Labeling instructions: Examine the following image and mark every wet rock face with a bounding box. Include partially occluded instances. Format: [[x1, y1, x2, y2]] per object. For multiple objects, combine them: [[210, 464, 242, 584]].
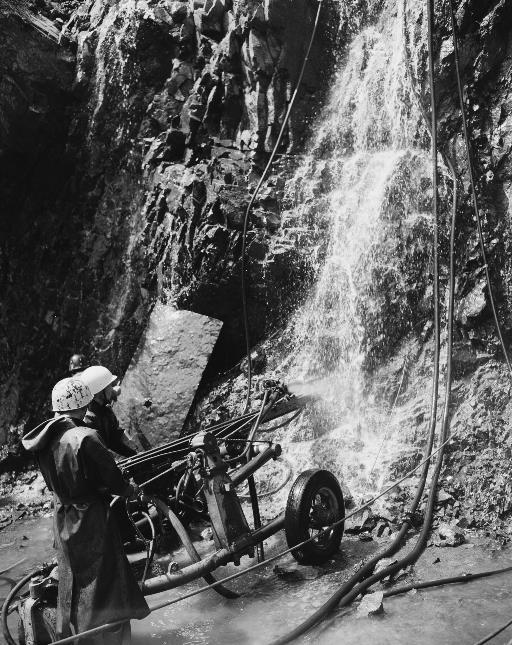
[[3, 0, 512, 480], [66, 0, 339, 371], [411, 0, 512, 351], [114, 305, 222, 448], [0, 0, 339, 457]]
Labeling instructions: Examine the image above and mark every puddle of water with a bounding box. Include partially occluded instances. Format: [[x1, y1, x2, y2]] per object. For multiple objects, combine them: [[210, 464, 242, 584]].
[[132, 538, 512, 645], [2, 518, 512, 645]]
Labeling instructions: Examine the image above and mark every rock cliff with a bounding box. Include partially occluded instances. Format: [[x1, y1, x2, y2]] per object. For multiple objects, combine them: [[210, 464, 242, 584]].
[[2, 0, 512, 547], [0, 0, 338, 461]]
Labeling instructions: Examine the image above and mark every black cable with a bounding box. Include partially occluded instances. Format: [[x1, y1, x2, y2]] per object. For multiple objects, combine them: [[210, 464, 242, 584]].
[[262, 409, 303, 432], [139, 511, 156, 586], [125, 499, 153, 587], [383, 564, 512, 599], [474, 619, 512, 645], [448, 0, 512, 375], [119, 411, 260, 468], [240, 0, 324, 413]]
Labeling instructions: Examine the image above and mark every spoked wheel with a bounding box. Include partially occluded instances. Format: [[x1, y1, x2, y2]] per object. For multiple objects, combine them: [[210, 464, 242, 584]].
[[285, 469, 344, 565]]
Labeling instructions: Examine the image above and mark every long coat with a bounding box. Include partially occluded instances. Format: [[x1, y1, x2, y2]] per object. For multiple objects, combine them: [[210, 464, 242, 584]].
[[22, 415, 149, 638], [83, 400, 137, 457]]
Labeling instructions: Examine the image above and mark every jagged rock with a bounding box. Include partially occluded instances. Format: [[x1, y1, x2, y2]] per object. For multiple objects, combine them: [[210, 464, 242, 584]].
[[433, 522, 465, 548], [437, 489, 453, 504], [374, 558, 398, 575], [452, 341, 493, 377], [456, 281, 487, 326], [114, 305, 223, 447], [199, 0, 226, 39], [357, 591, 384, 617]]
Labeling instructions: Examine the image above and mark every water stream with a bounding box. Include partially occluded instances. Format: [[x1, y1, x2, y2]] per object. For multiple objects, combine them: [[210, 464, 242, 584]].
[[269, 0, 432, 503]]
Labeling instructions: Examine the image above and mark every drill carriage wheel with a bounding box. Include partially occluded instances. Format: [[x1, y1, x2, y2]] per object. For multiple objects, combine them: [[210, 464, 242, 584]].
[[285, 469, 345, 565]]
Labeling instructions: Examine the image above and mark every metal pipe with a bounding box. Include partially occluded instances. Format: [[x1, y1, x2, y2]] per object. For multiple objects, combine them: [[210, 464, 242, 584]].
[[230, 445, 282, 488], [142, 512, 285, 595], [152, 498, 239, 599]]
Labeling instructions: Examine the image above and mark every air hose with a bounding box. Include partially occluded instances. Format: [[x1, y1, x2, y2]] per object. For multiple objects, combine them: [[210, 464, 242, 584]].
[[240, 0, 324, 413], [383, 564, 512, 599]]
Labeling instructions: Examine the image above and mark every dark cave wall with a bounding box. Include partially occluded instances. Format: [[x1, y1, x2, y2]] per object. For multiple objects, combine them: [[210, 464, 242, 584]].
[[0, 0, 340, 457], [0, 11, 76, 451]]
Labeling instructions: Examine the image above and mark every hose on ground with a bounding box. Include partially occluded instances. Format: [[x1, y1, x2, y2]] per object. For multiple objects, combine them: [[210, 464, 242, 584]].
[[474, 619, 512, 645], [0, 559, 27, 577], [383, 564, 512, 599], [240, 0, 324, 413]]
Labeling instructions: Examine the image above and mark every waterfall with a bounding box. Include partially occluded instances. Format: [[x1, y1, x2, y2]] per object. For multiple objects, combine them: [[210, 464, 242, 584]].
[[269, 0, 433, 504]]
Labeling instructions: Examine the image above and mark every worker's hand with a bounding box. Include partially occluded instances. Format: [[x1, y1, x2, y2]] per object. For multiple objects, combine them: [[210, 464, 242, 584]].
[[139, 491, 151, 504], [130, 483, 150, 504]]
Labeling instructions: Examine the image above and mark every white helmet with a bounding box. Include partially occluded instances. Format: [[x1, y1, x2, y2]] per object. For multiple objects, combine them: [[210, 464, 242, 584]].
[[52, 378, 93, 412], [79, 365, 118, 395]]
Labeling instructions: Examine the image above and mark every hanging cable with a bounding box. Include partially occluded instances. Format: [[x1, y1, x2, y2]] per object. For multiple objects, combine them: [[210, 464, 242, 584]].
[[448, 0, 512, 375], [240, 0, 324, 412]]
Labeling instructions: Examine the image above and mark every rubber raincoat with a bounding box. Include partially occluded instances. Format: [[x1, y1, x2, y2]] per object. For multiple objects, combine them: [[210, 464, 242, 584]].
[[83, 400, 137, 457], [22, 415, 149, 641]]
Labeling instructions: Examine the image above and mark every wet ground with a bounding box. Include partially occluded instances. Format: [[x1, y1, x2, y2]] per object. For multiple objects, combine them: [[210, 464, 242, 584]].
[[2, 517, 512, 645]]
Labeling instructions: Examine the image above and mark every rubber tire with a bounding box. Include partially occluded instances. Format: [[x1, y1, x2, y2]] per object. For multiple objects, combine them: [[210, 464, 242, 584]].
[[285, 469, 344, 565]]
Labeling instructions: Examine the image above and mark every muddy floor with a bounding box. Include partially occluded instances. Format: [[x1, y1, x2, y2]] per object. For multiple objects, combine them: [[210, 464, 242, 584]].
[[2, 516, 512, 645]]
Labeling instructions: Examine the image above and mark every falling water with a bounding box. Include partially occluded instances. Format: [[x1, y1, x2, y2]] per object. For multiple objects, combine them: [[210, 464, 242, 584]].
[[269, 0, 433, 503]]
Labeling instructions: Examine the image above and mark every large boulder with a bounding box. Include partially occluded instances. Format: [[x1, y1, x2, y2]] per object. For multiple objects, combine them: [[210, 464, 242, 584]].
[[115, 305, 222, 447]]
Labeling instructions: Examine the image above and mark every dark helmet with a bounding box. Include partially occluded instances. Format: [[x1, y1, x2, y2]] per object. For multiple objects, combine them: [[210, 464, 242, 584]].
[[69, 353, 87, 375]]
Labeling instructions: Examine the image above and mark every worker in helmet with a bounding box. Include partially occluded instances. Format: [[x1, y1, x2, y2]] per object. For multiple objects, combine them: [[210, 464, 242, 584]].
[[68, 353, 88, 377], [79, 365, 137, 458], [22, 378, 149, 644]]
